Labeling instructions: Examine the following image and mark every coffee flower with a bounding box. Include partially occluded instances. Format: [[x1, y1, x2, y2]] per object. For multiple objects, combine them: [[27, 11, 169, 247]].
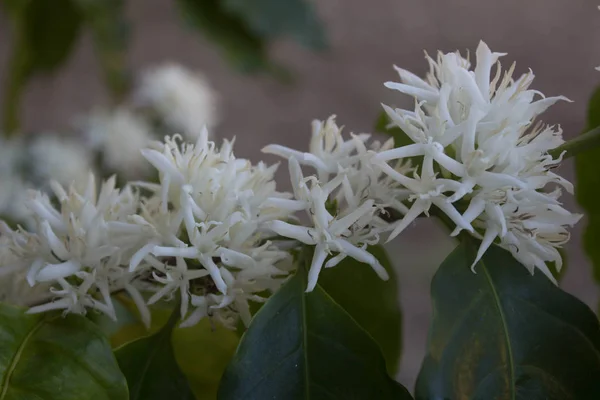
[[135, 63, 218, 140], [374, 41, 580, 281]]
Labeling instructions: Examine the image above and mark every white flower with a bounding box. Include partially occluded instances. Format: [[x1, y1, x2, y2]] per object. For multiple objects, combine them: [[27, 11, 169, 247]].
[[377, 41, 580, 279], [263, 116, 371, 181], [18, 174, 144, 320], [0, 137, 25, 175], [80, 108, 153, 177], [109, 130, 293, 327], [0, 224, 50, 306], [135, 63, 218, 140], [264, 158, 389, 292], [29, 134, 94, 189]]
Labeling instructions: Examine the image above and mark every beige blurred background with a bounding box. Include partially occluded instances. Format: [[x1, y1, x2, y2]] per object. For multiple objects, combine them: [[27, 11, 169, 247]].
[[1, 0, 599, 389]]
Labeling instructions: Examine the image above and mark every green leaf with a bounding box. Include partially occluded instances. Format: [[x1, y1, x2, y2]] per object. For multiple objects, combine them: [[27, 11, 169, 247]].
[[2, 0, 83, 134], [115, 308, 195, 400], [318, 245, 402, 374], [73, 0, 131, 101], [575, 86, 600, 284], [218, 268, 412, 399], [222, 0, 327, 50], [175, 0, 277, 73], [173, 320, 239, 400], [415, 240, 600, 399], [375, 111, 414, 148], [0, 303, 128, 399], [23, 0, 83, 71], [112, 296, 240, 400]]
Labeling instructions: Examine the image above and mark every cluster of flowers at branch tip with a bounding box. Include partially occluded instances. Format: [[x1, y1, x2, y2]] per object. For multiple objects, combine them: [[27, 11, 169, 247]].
[[374, 40, 580, 282], [0, 41, 580, 328]]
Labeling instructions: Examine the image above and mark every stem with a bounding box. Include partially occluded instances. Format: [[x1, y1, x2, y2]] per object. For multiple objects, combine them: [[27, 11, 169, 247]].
[[549, 126, 600, 159]]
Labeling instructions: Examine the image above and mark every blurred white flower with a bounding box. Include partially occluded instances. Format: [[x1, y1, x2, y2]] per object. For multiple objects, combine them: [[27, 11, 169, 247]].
[[0, 175, 33, 225], [0, 137, 25, 175], [135, 63, 218, 140], [376, 41, 580, 280], [81, 108, 153, 178], [0, 224, 50, 306], [29, 134, 93, 189]]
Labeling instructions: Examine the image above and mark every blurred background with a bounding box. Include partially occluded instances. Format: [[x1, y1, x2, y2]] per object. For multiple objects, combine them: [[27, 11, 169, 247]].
[[1, 0, 599, 389]]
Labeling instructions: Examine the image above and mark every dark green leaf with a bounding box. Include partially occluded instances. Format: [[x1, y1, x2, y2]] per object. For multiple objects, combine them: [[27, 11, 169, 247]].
[[415, 240, 600, 399], [115, 308, 195, 400], [0, 303, 128, 399], [218, 268, 412, 400], [2, 0, 82, 134], [176, 0, 277, 74], [375, 110, 414, 148], [318, 245, 402, 374], [73, 0, 131, 101], [575, 86, 600, 283], [223, 0, 327, 50], [23, 0, 83, 71]]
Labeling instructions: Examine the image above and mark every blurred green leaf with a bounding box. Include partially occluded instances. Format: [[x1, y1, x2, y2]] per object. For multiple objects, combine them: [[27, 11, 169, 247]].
[[115, 308, 195, 400], [415, 240, 600, 399], [223, 0, 327, 50], [175, 0, 277, 74], [318, 245, 402, 374], [23, 0, 83, 71], [0, 302, 128, 399], [575, 86, 600, 286], [218, 267, 412, 399], [73, 0, 131, 101], [112, 296, 240, 399], [2, 0, 83, 134]]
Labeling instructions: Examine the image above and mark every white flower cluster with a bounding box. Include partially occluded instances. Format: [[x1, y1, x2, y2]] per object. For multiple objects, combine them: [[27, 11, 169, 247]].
[[0, 42, 581, 328], [0, 131, 295, 328], [263, 117, 409, 291], [373, 41, 581, 281]]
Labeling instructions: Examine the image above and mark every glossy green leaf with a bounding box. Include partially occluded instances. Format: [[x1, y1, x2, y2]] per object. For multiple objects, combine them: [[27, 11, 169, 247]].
[[575, 86, 600, 284], [73, 0, 131, 101], [223, 0, 327, 50], [218, 268, 412, 400], [176, 0, 276, 73], [318, 245, 402, 374], [415, 240, 600, 399], [115, 308, 195, 400], [0, 303, 128, 399]]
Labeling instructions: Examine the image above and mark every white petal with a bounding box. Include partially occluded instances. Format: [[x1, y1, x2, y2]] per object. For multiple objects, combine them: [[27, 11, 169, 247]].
[[265, 221, 317, 245], [384, 82, 439, 104], [334, 240, 389, 281], [471, 226, 499, 272], [36, 260, 82, 282], [130, 243, 157, 272], [306, 244, 328, 292], [386, 199, 428, 242]]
